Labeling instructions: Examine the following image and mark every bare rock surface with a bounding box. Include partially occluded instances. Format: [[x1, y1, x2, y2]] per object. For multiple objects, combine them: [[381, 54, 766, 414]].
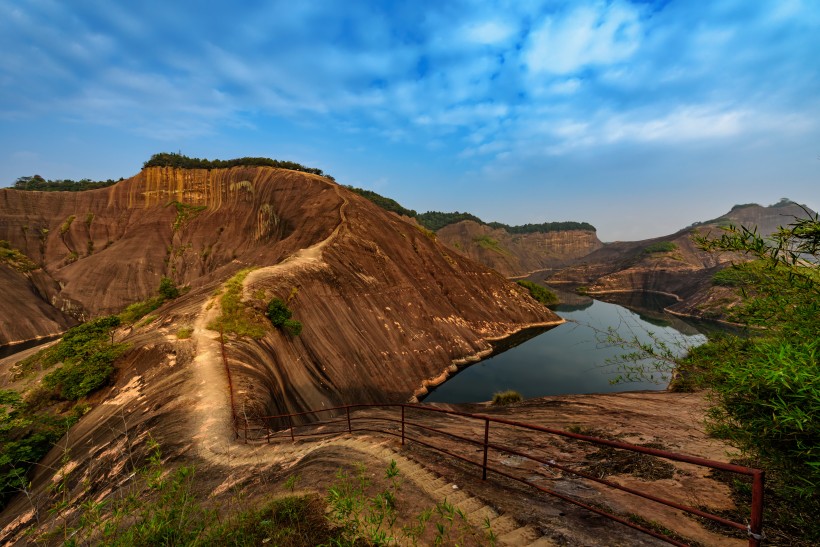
[[437, 220, 603, 277], [543, 200, 816, 321]]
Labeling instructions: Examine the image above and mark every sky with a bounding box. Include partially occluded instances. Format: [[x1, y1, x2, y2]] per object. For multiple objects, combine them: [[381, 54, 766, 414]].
[[1, 0, 818, 241]]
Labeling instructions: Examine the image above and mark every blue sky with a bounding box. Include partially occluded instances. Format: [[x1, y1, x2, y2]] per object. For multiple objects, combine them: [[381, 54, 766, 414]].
[[1, 0, 818, 241]]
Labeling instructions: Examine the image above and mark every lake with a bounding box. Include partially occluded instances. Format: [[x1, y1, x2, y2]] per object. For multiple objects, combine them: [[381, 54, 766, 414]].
[[423, 293, 709, 403]]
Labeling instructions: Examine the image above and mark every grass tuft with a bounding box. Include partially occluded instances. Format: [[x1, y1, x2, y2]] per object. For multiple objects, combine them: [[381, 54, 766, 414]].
[[491, 390, 523, 405]]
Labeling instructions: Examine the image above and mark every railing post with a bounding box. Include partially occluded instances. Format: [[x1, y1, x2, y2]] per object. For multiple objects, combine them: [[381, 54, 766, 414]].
[[346, 406, 352, 434], [749, 470, 765, 547], [482, 418, 490, 480], [287, 414, 295, 442], [401, 406, 405, 445], [266, 425, 270, 444]]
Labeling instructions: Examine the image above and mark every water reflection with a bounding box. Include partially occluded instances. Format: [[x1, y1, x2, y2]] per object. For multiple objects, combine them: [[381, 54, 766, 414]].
[[423, 297, 708, 404]]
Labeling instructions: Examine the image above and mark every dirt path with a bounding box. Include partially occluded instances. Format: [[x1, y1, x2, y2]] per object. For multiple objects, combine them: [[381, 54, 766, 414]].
[[242, 181, 349, 299], [175, 181, 739, 545], [187, 295, 238, 460], [186, 180, 349, 466]]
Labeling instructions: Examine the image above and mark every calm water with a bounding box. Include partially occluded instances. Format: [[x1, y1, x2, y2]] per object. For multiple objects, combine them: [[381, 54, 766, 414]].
[[423, 295, 709, 403]]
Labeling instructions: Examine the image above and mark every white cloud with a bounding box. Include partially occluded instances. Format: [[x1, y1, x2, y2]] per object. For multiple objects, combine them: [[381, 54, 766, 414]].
[[463, 20, 516, 45], [524, 2, 643, 75]]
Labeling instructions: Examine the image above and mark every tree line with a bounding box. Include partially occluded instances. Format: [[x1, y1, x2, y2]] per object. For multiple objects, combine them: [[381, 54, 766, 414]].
[[143, 152, 334, 180], [12, 175, 123, 192], [346, 186, 596, 233]]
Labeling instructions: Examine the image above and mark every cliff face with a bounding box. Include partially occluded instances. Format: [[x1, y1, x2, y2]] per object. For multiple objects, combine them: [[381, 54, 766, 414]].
[[0, 166, 560, 415], [436, 220, 602, 277], [0, 166, 336, 341], [545, 201, 815, 320]]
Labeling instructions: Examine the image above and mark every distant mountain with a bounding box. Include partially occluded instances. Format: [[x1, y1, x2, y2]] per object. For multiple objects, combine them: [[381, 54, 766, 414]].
[[347, 186, 602, 276], [543, 199, 816, 320]]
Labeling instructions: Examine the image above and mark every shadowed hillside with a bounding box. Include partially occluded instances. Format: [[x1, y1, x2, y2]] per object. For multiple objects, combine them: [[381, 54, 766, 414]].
[[543, 199, 816, 320]]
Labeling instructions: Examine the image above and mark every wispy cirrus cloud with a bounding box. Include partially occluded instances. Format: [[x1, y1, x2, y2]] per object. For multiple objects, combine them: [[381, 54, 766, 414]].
[[1, 0, 818, 238]]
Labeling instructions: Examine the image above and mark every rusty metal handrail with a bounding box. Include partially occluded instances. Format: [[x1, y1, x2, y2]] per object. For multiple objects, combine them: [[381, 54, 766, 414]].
[[244, 403, 764, 546]]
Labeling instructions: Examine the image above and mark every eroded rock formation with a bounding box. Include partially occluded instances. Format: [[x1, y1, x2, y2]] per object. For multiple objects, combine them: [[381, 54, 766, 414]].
[[0, 166, 561, 417], [543, 200, 815, 320], [436, 220, 602, 277]]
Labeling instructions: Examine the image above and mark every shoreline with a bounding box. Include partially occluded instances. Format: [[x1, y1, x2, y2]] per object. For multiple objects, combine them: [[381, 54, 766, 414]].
[[408, 318, 565, 403]]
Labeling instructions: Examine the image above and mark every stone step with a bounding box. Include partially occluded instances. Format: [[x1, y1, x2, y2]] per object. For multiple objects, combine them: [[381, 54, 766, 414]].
[[498, 525, 541, 546], [488, 515, 518, 536]]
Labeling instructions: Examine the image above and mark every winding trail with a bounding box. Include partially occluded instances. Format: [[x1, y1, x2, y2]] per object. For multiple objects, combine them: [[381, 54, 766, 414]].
[[242, 181, 349, 299], [187, 179, 349, 464]]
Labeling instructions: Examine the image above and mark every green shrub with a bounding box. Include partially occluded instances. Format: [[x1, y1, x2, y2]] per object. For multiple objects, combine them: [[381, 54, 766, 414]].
[[705, 338, 820, 496], [685, 213, 820, 542], [59, 215, 75, 235], [492, 390, 523, 405], [43, 347, 125, 400], [266, 298, 302, 336], [516, 280, 559, 306], [0, 390, 81, 509], [176, 327, 193, 339], [158, 276, 180, 299], [208, 269, 267, 338], [119, 296, 164, 324], [0, 240, 37, 272], [266, 298, 292, 326], [643, 241, 677, 253], [39, 316, 127, 400], [283, 319, 303, 336]]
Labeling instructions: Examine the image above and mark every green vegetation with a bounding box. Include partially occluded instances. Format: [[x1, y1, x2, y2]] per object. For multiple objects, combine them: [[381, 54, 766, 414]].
[[59, 215, 76, 235], [144, 152, 334, 180], [167, 201, 207, 231], [158, 275, 181, 300], [1, 316, 126, 509], [119, 276, 182, 324], [2, 276, 186, 511], [516, 280, 559, 306], [491, 390, 523, 405], [12, 175, 122, 192], [617, 211, 820, 543], [0, 240, 37, 272], [42, 317, 127, 400], [266, 298, 303, 336], [643, 241, 677, 253], [728, 202, 760, 212], [327, 460, 495, 545], [34, 446, 495, 546], [0, 390, 86, 510], [473, 235, 508, 254], [53, 439, 340, 546], [416, 211, 484, 231], [120, 297, 165, 324], [208, 269, 268, 338], [176, 327, 193, 339], [486, 220, 597, 234], [347, 187, 596, 233], [345, 186, 418, 217]]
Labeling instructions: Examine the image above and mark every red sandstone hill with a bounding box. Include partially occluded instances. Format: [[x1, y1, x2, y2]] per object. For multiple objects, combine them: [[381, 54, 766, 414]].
[[0, 166, 560, 413], [435, 220, 602, 277], [542, 200, 815, 320]]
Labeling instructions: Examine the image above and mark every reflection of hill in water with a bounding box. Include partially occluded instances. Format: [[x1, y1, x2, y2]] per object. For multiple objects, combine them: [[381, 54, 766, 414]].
[[553, 301, 594, 313], [595, 292, 700, 335], [489, 325, 556, 355], [544, 284, 594, 310], [594, 291, 741, 337]]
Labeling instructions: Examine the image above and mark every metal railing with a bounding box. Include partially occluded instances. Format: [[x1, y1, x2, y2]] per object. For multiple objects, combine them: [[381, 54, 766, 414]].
[[240, 403, 764, 547]]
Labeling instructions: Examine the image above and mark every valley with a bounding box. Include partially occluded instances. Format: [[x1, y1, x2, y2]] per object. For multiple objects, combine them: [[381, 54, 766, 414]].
[[0, 159, 814, 545]]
